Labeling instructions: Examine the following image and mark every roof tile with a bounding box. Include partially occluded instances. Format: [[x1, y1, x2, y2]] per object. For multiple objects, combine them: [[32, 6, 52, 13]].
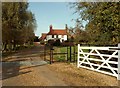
[[47, 29, 67, 35]]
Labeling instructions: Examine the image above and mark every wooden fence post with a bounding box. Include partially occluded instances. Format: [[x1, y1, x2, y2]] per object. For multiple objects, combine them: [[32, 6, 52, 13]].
[[70, 46, 71, 62], [118, 43, 120, 80], [44, 45, 46, 61], [51, 48, 53, 63], [77, 44, 80, 68], [50, 48, 52, 64], [74, 45, 75, 62], [67, 46, 68, 61]]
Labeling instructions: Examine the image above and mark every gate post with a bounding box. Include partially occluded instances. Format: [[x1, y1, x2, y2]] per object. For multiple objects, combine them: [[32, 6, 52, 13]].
[[67, 46, 68, 61], [70, 46, 72, 62], [118, 43, 120, 80], [50, 48, 52, 64], [74, 45, 75, 62], [44, 44, 46, 61], [77, 44, 80, 68]]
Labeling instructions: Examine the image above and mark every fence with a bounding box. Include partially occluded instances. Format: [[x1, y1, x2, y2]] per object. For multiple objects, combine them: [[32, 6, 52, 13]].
[[77, 44, 120, 80], [43, 42, 77, 64]]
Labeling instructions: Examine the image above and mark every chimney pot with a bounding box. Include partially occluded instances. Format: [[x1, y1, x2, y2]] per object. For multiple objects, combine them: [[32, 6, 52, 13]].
[[50, 25, 52, 31]]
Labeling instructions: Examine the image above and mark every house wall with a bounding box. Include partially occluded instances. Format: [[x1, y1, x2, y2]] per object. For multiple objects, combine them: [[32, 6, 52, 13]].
[[54, 35, 56, 38], [46, 35, 67, 42], [59, 35, 67, 42], [58, 35, 61, 38], [64, 35, 67, 40], [44, 39, 47, 41], [46, 35, 52, 41]]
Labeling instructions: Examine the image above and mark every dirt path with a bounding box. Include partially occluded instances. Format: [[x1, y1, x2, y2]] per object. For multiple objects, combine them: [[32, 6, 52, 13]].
[[2, 45, 68, 86], [2, 62, 68, 86]]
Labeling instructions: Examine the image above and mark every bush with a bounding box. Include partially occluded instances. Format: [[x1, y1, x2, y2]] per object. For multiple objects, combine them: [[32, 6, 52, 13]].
[[48, 39, 61, 46], [55, 56, 65, 62], [40, 41, 45, 45], [53, 39, 60, 46]]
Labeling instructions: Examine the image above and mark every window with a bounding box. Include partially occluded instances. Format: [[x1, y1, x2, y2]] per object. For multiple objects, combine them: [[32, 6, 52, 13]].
[[56, 35, 58, 38], [52, 35, 54, 38]]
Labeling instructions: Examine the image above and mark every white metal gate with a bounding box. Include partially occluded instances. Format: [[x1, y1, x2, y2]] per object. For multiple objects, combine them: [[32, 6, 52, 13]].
[[77, 44, 120, 80]]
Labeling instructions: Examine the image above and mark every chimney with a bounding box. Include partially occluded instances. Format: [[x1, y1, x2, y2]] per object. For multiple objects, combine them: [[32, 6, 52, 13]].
[[50, 25, 53, 32], [65, 24, 68, 29], [65, 24, 68, 32]]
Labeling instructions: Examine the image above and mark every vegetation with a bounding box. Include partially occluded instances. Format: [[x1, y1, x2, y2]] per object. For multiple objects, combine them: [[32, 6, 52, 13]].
[[2, 2, 36, 51], [71, 2, 120, 46], [34, 36, 40, 42], [53, 46, 77, 62]]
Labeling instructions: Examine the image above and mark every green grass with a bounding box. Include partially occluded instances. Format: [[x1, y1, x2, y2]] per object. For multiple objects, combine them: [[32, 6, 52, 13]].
[[53, 46, 78, 62], [60, 47, 67, 52], [54, 55, 66, 62], [52, 46, 98, 62], [82, 49, 90, 53]]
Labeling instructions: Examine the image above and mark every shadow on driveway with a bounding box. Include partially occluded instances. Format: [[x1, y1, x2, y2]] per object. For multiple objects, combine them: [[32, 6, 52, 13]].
[[2, 45, 47, 80], [2, 61, 31, 80]]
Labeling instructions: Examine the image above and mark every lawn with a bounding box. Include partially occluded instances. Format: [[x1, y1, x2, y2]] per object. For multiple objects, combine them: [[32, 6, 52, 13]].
[[52, 46, 78, 62]]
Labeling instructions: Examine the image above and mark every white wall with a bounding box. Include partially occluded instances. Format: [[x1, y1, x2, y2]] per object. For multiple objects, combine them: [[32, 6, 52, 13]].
[[46, 34, 67, 42], [58, 35, 62, 38], [46, 35, 52, 41], [59, 35, 67, 42], [63, 35, 67, 41], [54, 35, 56, 38]]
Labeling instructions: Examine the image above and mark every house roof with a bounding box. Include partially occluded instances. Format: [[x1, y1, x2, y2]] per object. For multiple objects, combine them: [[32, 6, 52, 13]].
[[39, 33, 47, 40], [47, 29, 67, 35]]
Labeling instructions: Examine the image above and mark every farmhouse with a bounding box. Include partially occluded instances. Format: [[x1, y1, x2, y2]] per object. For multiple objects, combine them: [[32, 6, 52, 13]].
[[40, 25, 68, 42], [46, 25, 68, 42]]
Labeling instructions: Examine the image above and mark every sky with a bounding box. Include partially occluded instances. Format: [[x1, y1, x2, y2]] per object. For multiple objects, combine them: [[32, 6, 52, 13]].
[[28, 2, 79, 37]]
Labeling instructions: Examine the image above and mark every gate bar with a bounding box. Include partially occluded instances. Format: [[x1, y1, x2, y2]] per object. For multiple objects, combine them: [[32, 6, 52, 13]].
[[118, 43, 120, 80], [109, 48, 120, 50]]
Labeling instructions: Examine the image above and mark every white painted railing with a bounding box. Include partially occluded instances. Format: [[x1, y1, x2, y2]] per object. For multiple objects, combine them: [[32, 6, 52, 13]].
[[77, 44, 120, 80]]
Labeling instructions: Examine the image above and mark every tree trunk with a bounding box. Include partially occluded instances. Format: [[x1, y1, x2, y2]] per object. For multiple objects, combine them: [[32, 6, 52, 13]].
[[3, 43, 7, 52], [13, 42, 16, 51]]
